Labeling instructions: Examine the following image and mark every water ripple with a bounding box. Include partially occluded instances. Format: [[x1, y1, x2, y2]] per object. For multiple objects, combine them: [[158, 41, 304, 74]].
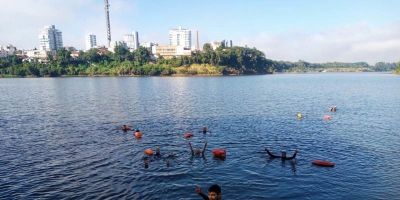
[[1, 74, 399, 199]]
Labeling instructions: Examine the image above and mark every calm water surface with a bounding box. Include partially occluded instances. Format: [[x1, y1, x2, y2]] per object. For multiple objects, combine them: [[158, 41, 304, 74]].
[[0, 73, 399, 199]]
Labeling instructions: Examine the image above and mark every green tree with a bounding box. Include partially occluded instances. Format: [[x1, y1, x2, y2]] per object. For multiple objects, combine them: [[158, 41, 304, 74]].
[[113, 45, 130, 62], [84, 48, 102, 63], [134, 47, 151, 66]]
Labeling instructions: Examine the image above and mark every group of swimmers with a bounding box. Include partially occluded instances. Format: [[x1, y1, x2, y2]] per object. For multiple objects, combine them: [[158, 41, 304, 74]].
[[120, 106, 337, 199], [120, 126, 214, 167], [297, 105, 338, 120], [120, 124, 300, 165], [120, 125, 221, 199]]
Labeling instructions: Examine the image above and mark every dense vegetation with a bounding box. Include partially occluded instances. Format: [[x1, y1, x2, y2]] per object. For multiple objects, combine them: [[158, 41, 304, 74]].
[[396, 63, 400, 74], [0, 44, 272, 77], [0, 44, 399, 77], [271, 61, 398, 73]]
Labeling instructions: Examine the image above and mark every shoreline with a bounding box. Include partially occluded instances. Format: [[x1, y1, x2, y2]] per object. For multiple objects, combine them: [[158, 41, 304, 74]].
[[1, 71, 395, 78]]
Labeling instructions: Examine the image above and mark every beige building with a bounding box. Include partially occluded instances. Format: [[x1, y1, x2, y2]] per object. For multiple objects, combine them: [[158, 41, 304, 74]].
[[24, 49, 49, 62], [152, 45, 191, 59], [25, 49, 48, 58]]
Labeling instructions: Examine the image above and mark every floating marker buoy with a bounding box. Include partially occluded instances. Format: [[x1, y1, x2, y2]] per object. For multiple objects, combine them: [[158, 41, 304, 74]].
[[312, 160, 335, 167], [297, 112, 303, 119], [323, 115, 332, 120], [183, 132, 193, 139], [144, 148, 153, 156], [212, 149, 226, 159]]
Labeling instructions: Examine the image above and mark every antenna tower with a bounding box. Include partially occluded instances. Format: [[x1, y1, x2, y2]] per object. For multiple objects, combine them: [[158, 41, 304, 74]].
[[104, 0, 112, 47], [196, 30, 200, 51]]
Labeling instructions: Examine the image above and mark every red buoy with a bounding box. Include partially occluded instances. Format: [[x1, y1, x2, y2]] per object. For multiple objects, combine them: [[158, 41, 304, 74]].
[[212, 149, 226, 159], [144, 148, 153, 156], [183, 132, 193, 139], [312, 160, 335, 167]]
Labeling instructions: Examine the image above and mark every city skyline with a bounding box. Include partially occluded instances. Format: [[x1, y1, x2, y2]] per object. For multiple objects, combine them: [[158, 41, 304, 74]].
[[1, 0, 400, 64]]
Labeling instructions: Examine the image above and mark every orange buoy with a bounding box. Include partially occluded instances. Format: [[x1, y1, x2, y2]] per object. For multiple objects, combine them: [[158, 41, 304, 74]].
[[183, 132, 193, 139], [135, 131, 142, 138], [212, 149, 226, 159], [312, 160, 335, 167], [144, 148, 153, 156]]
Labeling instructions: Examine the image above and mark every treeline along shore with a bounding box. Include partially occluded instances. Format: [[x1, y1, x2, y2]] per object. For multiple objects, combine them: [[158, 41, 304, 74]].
[[1, 44, 399, 77]]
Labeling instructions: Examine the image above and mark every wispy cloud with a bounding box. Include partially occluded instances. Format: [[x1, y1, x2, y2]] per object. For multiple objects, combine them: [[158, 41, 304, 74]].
[[1, 1, 399, 64], [240, 22, 400, 64]]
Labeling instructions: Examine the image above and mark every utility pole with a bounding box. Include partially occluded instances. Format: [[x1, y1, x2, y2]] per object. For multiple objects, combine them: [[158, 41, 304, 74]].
[[104, 0, 112, 48]]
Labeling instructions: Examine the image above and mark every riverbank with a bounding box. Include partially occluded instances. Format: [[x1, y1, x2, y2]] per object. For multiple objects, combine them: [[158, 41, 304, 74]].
[[2, 70, 397, 78], [0, 63, 275, 78]]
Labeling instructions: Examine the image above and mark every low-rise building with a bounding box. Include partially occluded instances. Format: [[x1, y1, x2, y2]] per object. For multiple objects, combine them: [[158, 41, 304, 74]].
[[0, 44, 17, 57], [70, 51, 80, 58], [140, 42, 157, 49], [24, 49, 48, 62], [210, 41, 222, 50], [151, 45, 191, 59], [108, 41, 128, 53]]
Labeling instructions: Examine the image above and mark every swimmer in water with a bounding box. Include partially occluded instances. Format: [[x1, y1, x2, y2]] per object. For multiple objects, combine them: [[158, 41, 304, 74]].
[[189, 142, 207, 157], [265, 148, 298, 161], [200, 127, 211, 134], [195, 184, 222, 200], [121, 125, 131, 132]]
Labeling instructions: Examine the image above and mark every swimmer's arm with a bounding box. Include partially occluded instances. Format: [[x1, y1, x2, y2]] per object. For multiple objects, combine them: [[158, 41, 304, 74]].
[[198, 192, 209, 200], [189, 142, 194, 156], [287, 150, 298, 160], [202, 142, 207, 157], [265, 148, 279, 158], [195, 186, 209, 200]]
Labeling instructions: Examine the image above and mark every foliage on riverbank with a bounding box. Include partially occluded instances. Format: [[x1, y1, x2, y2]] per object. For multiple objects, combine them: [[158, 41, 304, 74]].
[[272, 60, 398, 73], [0, 44, 398, 77], [396, 63, 400, 74], [0, 45, 272, 77]]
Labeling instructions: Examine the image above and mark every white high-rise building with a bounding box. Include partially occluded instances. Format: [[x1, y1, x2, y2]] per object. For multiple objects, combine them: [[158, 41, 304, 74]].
[[169, 26, 191, 49], [85, 34, 97, 50], [38, 25, 63, 51], [123, 31, 139, 51]]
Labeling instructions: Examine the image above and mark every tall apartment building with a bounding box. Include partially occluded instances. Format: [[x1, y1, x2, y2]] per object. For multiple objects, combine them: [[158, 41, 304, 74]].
[[86, 34, 97, 51], [169, 26, 191, 49], [38, 25, 63, 51], [123, 31, 139, 51]]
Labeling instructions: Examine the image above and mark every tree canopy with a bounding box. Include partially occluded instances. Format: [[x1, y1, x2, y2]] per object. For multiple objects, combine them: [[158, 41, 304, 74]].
[[1, 44, 398, 77]]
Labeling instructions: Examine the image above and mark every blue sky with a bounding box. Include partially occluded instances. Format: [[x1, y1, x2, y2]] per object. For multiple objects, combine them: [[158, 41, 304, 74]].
[[1, 0, 399, 64]]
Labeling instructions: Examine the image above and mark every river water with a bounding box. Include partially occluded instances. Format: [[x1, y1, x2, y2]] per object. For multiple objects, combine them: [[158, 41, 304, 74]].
[[0, 73, 399, 199]]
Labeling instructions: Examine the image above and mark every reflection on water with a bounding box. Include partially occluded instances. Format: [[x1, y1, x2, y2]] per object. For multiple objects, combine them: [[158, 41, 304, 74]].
[[0, 74, 400, 199]]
